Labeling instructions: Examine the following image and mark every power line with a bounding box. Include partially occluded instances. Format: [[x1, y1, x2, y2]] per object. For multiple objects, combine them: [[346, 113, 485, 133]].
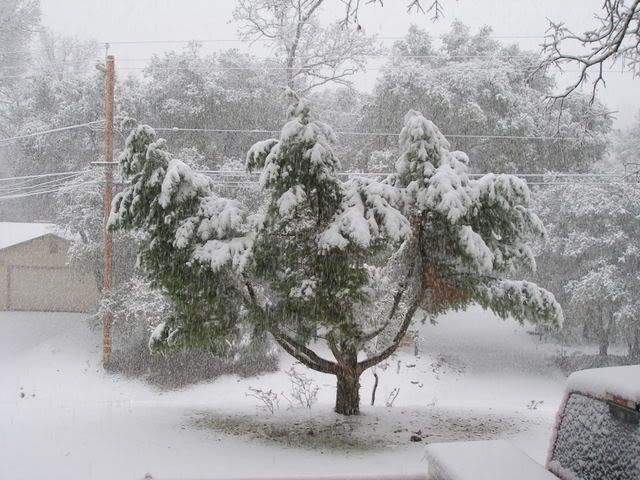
[[0, 62, 629, 81], [0, 175, 44, 191], [3, 168, 625, 180], [114, 64, 626, 74], [0, 53, 542, 73], [208, 180, 635, 187], [0, 170, 90, 183], [0, 34, 545, 58], [0, 116, 593, 149], [0, 172, 84, 194], [102, 35, 546, 46], [0, 63, 538, 78], [108, 53, 542, 63], [0, 170, 629, 199], [153, 126, 581, 141], [0, 121, 104, 146], [0, 180, 98, 200], [197, 170, 626, 178]]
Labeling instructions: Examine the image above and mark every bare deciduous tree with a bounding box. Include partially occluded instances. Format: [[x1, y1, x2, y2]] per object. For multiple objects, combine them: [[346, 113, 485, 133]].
[[36, 30, 98, 81], [233, 0, 379, 93], [341, 0, 443, 24], [538, 0, 640, 104]]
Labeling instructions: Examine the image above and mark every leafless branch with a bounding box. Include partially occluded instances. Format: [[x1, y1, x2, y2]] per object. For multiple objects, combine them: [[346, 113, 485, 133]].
[[233, 0, 437, 93], [340, 0, 442, 24], [535, 0, 640, 105]]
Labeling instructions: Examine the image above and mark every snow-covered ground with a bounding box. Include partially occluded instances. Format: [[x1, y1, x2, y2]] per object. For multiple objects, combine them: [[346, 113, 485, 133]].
[[0, 307, 567, 480]]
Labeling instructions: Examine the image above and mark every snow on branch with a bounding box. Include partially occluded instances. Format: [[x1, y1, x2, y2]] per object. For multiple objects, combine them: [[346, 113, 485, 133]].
[[537, 0, 640, 104], [159, 159, 210, 208], [255, 98, 340, 192], [457, 225, 494, 273], [342, 0, 444, 25], [318, 176, 410, 251], [397, 110, 473, 222], [393, 109, 559, 325], [111, 122, 256, 276], [477, 279, 563, 327], [233, 0, 378, 92], [193, 235, 255, 273], [246, 138, 278, 172]]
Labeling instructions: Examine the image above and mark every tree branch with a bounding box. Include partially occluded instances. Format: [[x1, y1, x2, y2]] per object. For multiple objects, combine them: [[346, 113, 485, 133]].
[[356, 297, 420, 373], [537, 0, 640, 104], [327, 333, 345, 366], [271, 328, 339, 374]]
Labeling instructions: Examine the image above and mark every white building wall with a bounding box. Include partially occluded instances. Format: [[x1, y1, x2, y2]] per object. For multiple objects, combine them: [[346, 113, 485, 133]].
[[0, 234, 98, 312]]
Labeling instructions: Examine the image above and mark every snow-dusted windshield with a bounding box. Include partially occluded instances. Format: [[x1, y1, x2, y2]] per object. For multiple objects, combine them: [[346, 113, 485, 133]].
[[550, 393, 640, 480]]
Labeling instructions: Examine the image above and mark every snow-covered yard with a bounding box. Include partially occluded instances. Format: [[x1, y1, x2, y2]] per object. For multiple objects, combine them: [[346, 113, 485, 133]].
[[0, 307, 566, 480]]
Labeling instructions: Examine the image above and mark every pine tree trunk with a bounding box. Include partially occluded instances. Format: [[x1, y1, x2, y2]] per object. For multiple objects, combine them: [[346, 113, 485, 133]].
[[335, 370, 360, 415], [334, 342, 361, 415], [598, 311, 610, 357], [599, 337, 609, 357], [599, 336, 609, 356], [629, 327, 640, 362]]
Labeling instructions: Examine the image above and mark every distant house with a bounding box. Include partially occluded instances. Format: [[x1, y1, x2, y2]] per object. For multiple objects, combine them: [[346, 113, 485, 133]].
[[0, 222, 98, 312]]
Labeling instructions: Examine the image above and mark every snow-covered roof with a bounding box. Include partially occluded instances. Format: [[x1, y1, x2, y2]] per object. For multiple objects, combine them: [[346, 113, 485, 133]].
[[0, 222, 69, 251], [425, 440, 559, 480], [566, 365, 640, 403]]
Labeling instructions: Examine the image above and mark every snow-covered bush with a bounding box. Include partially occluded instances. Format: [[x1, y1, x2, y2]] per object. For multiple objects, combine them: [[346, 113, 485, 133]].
[[246, 387, 280, 414], [96, 274, 278, 384], [286, 367, 319, 409], [96, 275, 171, 349]]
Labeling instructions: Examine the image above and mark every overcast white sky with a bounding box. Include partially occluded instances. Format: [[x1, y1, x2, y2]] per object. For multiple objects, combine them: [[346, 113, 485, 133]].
[[40, 0, 639, 128]]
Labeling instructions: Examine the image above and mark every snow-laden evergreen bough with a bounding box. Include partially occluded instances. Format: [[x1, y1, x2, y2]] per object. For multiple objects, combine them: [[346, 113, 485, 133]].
[[109, 98, 562, 415]]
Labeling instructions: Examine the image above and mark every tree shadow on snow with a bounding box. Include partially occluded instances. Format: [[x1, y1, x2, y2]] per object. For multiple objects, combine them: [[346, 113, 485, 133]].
[[189, 406, 536, 452]]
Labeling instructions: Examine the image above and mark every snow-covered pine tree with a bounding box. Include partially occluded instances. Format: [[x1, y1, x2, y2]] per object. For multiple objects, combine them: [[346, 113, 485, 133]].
[[392, 110, 563, 324], [108, 124, 262, 357], [109, 98, 562, 416], [246, 96, 411, 414]]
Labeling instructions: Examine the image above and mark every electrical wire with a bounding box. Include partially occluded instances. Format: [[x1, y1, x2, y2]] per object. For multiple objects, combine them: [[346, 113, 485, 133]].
[[153, 127, 580, 141], [114, 64, 623, 74], [102, 35, 546, 46], [0, 169, 624, 184], [0, 121, 104, 146], [0, 64, 627, 80], [0, 173, 85, 195], [0, 180, 98, 200], [0, 169, 629, 199], [0, 169, 616, 181], [0, 175, 44, 191], [0, 117, 587, 144], [208, 180, 635, 187], [109, 54, 542, 62], [0, 54, 548, 72], [0, 170, 90, 183], [0, 35, 548, 59]]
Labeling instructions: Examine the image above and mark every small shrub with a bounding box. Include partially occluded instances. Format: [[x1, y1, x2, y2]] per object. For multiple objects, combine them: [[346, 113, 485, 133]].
[[286, 367, 319, 408], [246, 387, 280, 414]]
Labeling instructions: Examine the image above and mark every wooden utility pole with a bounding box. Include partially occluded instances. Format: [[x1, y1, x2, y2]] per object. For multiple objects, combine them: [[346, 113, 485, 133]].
[[102, 54, 115, 367]]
